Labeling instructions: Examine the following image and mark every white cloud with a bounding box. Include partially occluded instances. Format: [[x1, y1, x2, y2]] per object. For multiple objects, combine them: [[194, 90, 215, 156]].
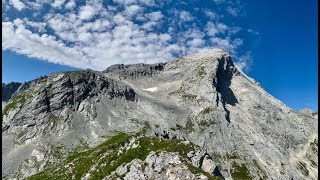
[[179, 11, 194, 22], [142, 21, 157, 30], [113, 0, 154, 6], [187, 38, 204, 47], [210, 37, 242, 55], [212, 0, 226, 4], [9, 0, 25, 11], [113, 14, 128, 25], [226, 6, 240, 16], [247, 28, 259, 35], [124, 5, 142, 18], [235, 51, 252, 72], [113, 0, 137, 6], [51, 0, 66, 8], [228, 26, 241, 35], [78, 32, 94, 42], [159, 33, 171, 42], [47, 16, 71, 32], [65, 0, 75, 9], [216, 23, 228, 33], [23, 19, 47, 33], [138, 0, 155, 6], [205, 22, 228, 36], [204, 10, 217, 19], [79, 5, 97, 21], [2, 21, 94, 69], [2, 1, 250, 71], [146, 11, 163, 21]]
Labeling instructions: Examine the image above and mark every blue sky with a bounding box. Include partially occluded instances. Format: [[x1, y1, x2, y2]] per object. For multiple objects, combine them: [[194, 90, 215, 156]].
[[2, 0, 318, 111]]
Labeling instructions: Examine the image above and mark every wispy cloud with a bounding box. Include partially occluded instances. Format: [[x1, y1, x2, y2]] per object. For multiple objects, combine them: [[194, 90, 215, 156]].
[[9, 0, 25, 11], [247, 28, 259, 35], [235, 51, 252, 72], [2, 0, 253, 71], [226, 6, 240, 16]]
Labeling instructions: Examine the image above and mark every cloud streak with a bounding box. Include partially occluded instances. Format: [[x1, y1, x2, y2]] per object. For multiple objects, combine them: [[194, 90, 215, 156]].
[[2, 0, 253, 71]]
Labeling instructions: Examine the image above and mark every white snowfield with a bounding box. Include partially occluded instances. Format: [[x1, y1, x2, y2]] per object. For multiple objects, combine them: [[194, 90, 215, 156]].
[[142, 87, 158, 92]]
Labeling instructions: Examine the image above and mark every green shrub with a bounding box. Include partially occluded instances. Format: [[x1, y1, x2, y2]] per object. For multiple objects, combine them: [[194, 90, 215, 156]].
[[3, 94, 28, 116], [197, 66, 207, 78], [230, 162, 252, 180]]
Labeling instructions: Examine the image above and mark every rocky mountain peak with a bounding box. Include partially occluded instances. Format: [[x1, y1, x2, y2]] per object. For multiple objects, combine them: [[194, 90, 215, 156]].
[[2, 50, 318, 180]]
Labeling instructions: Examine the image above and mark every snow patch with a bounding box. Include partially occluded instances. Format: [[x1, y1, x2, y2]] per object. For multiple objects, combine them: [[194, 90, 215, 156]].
[[142, 87, 158, 92]]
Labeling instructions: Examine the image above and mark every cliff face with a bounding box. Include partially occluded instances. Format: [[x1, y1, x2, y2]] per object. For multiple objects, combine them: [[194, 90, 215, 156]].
[[2, 82, 22, 101], [2, 49, 318, 180]]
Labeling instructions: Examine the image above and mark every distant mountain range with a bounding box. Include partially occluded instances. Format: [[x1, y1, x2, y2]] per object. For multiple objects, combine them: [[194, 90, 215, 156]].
[[2, 82, 22, 102]]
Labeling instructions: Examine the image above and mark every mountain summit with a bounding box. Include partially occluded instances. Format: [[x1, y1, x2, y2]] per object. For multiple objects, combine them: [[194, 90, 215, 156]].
[[2, 49, 318, 179]]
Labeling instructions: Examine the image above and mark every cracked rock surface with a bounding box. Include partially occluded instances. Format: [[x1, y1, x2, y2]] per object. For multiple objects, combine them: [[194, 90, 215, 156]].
[[2, 49, 318, 180]]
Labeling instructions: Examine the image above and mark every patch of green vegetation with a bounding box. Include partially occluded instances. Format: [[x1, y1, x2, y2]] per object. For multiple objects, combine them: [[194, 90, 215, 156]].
[[29, 133, 131, 180], [199, 120, 217, 127], [129, 118, 140, 124], [310, 138, 318, 153], [197, 66, 207, 78], [169, 85, 197, 101], [29, 131, 209, 180], [2, 124, 10, 131], [297, 161, 309, 176], [170, 124, 184, 131], [186, 117, 194, 132], [198, 120, 217, 132], [36, 77, 47, 84], [3, 93, 29, 116], [170, 118, 194, 132], [225, 152, 239, 160], [200, 107, 213, 114], [279, 162, 285, 175], [253, 160, 267, 179], [128, 119, 150, 136], [230, 162, 252, 180], [154, 124, 160, 128], [309, 159, 317, 167], [50, 145, 66, 160], [211, 152, 222, 162], [181, 94, 197, 101]]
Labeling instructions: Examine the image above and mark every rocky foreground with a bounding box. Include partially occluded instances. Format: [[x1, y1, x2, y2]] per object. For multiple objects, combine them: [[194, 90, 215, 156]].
[[2, 49, 318, 179]]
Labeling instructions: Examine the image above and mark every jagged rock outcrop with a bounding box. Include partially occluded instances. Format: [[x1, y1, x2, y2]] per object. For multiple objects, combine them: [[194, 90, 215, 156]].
[[3, 70, 137, 144], [103, 63, 165, 80], [2, 49, 318, 180], [2, 82, 22, 101], [104, 151, 209, 180]]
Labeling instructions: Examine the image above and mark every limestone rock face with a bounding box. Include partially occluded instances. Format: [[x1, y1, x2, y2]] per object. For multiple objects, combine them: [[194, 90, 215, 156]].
[[2, 49, 318, 180], [104, 152, 209, 180]]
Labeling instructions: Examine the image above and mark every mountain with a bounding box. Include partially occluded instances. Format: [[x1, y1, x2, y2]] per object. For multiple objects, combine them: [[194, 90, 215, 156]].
[[2, 49, 318, 180], [2, 82, 22, 101]]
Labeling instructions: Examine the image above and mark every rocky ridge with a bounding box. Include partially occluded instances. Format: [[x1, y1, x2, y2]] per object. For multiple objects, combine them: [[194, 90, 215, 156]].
[[2, 82, 22, 102], [2, 49, 318, 180]]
